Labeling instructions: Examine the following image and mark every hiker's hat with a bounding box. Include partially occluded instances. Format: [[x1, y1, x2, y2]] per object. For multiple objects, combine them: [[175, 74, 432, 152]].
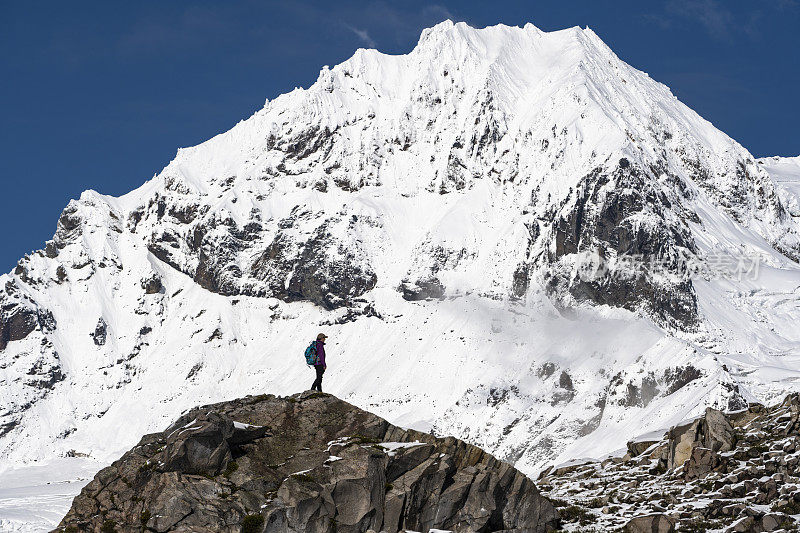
[[317, 333, 328, 340]]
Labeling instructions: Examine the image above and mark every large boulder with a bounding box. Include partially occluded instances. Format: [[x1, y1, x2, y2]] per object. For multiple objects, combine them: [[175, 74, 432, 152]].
[[624, 513, 676, 533], [627, 439, 660, 458], [666, 418, 701, 470], [724, 513, 795, 532], [56, 392, 559, 532], [782, 393, 800, 435], [159, 411, 266, 476], [683, 446, 723, 481], [703, 407, 736, 452], [667, 407, 735, 470]]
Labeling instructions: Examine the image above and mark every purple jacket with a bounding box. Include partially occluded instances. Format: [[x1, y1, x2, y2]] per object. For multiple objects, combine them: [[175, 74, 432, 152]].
[[315, 341, 326, 366]]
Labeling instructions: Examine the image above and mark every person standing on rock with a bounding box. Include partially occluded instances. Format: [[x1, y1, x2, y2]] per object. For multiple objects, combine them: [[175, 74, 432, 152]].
[[310, 333, 327, 392]]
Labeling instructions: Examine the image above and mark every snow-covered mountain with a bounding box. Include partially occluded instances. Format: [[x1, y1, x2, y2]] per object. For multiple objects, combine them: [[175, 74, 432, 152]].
[[2, 20, 800, 488]]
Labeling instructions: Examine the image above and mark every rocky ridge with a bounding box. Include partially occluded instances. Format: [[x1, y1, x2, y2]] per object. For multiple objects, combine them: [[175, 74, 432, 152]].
[[537, 393, 800, 532], [56, 391, 559, 532]]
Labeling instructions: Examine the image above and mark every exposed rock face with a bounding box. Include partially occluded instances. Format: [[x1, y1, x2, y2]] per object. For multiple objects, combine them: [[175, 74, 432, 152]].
[[545, 163, 700, 327], [141, 274, 163, 295], [281, 223, 378, 309], [91, 318, 107, 346], [0, 285, 64, 433], [537, 394, 800, 532], [0, 291, 40, 351], [399, 278, 445, 301], [145, 202, 378, 310], [56, 392, 559, 532]]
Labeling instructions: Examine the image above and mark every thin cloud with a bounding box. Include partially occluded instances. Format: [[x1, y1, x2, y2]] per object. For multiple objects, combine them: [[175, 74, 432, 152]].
[[422, 4, 455, 22], [641, 13, 674, 30], [649, 0, 797, 41], [743, 10, 764, 40], [338, 2, 462, 49], [118, 5, 235, 55], [345, 25, 377, 48], [665, 0, 734, 41]]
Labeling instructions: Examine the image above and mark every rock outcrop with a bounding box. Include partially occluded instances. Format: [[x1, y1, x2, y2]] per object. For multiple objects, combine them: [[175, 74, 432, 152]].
[[56, 392, 559, 532], [623, 514, 676, 533], [0, 297, 39, 351], [537, 394, 800, 532], [545, 163, 700, 327], [666, 407, 736, 470]]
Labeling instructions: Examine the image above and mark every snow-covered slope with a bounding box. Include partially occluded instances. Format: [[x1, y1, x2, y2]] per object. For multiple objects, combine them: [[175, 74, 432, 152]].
[[2, 20, 800, 501]]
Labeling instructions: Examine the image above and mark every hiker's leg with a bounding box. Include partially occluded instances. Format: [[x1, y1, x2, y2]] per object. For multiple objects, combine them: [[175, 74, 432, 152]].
[[315, 365, 325, 392], [311, 366, 323, 391]]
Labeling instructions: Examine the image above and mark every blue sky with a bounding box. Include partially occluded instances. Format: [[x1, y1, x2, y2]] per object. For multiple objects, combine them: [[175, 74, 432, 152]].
[[1, 1, 798, 272]]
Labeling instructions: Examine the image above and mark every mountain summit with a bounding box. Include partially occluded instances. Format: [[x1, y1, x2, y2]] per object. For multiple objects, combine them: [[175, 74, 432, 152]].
[[1, 21, 799, 480]]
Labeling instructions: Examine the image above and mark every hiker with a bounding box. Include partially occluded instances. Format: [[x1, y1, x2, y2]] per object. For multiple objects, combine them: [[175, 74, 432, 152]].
[[310, 333, 327, 392]]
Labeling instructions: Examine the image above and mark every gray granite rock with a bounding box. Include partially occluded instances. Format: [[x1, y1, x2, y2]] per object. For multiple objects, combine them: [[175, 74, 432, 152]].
[[55, 391, 559, 533]]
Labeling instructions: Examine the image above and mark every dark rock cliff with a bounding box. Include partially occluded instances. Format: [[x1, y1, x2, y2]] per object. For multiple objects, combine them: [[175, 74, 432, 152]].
[[56, 391, 559, 533], [543, 161, 700, 328]]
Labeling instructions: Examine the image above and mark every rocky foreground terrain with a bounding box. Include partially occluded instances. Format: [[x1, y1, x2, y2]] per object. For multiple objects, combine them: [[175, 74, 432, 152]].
[[55, 391, 558, 532], [538, 393, 800, 532], [54, 391, 800, 533]]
